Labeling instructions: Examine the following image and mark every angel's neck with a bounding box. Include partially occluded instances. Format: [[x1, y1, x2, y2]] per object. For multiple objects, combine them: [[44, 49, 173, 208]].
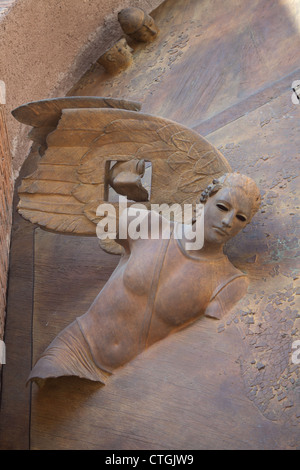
[[179, 224, 225, 260]]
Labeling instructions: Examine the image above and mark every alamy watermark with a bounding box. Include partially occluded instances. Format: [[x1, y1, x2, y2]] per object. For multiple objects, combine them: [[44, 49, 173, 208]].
[[292, 340, 300, 365], [291, 80, 300, 104], [96, 196, 205, 250], [0, 340, 5, 365]]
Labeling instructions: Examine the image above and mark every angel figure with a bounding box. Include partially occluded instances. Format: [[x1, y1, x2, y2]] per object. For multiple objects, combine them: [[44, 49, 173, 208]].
[[12, 97, 261, 384]]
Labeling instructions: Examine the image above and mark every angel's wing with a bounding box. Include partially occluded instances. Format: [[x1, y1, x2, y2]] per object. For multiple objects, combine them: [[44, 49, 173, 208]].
[[12, 96, 141, 155], [15, 99, 231, 253]]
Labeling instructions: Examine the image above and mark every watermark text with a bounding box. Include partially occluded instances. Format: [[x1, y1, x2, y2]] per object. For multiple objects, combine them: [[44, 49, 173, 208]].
[[96, 196, 204, 250]]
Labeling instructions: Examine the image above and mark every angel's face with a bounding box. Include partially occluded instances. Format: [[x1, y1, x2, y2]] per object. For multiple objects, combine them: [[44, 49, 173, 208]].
[[203, 186, 252, 245]]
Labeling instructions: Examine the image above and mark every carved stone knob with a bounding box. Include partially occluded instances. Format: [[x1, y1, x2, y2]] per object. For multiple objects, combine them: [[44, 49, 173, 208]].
[[97, 38, 134, 74], [118, 7, 159, 43]]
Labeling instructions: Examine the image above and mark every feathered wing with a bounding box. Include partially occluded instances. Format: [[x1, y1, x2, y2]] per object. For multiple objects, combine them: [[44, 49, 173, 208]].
[[12, 96, 142, 128], [17, 105, 231, 252], [12, 96, 142, 156]]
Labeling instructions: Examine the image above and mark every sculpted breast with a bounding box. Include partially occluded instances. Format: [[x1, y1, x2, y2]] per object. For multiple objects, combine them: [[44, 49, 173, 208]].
[[122, 239, 161, 296], [154, 262, 211, 327]]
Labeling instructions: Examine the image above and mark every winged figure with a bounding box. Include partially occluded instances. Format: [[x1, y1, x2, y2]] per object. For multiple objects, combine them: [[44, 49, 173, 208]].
[[12, 97, 263, 385]]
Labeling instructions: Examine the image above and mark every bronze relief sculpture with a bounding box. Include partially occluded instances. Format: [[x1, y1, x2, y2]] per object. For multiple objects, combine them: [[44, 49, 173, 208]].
[[12, 98, 261, 385]]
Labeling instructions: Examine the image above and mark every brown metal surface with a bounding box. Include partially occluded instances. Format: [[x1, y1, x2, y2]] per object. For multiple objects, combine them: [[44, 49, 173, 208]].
[[1, 0, 299, 450]]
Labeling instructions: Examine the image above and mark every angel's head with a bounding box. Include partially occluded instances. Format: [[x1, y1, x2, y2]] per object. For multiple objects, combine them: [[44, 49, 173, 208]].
[[199, 172, 261, 245]]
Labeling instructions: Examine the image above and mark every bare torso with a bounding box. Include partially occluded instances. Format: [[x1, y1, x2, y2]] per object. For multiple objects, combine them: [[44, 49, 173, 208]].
[[78, 231, 243, 371]]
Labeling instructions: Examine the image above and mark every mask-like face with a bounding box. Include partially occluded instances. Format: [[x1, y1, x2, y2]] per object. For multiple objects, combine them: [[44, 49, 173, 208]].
[[203, 186, 253, 245]]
